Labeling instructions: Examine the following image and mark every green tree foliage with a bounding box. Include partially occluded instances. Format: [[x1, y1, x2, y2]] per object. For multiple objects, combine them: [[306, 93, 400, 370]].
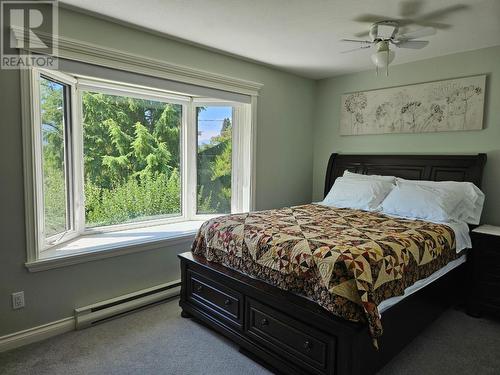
[[197, 116, 232, 214], [40, 78, 67, 236], [41, 79, 233, 231], [81, 92, 182, 226]]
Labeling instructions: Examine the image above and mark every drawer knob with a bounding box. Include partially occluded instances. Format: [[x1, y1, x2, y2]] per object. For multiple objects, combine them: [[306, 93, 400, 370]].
[[303, 340, 312, 352], [195, 285, 203, 292], [224, 298, 231, 306], [260, 318, 269, 327]]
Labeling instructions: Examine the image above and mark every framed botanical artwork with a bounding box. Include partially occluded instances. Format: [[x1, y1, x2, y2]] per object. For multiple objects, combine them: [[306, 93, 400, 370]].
[[340, 75, 486, 135]]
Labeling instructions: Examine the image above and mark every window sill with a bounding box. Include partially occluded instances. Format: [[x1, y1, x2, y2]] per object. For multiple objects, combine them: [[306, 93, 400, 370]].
[[25, 220, 205, 272]]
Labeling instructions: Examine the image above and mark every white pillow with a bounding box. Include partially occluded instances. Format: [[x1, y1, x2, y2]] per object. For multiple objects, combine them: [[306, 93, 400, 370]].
[[343, 170, 396, 183], [379, 181, 463, 222], [321, 177, 394, 211], [396, 178, 484, 224]]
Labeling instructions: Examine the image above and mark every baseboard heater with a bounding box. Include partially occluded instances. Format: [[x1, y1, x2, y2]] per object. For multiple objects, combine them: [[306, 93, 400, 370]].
[[74, 280, 180, 329]]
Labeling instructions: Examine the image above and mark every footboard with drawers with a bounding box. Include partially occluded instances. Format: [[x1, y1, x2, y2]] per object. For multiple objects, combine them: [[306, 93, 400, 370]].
[[178, 251, 464, 375]]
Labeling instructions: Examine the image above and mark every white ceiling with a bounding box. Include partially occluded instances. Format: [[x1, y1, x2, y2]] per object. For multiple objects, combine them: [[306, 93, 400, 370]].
[[61, 0, 500, 79]]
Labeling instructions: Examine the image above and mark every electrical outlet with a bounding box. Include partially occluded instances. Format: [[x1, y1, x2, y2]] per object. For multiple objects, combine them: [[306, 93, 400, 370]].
[[12, 291, 25, 310]]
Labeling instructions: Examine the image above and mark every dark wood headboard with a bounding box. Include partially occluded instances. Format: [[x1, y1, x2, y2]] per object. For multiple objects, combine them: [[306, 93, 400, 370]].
[[324, 153, 487, 198]]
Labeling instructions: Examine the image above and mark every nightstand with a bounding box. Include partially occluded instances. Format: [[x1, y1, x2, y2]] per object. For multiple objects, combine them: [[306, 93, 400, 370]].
[[467, 225, 500, 318]]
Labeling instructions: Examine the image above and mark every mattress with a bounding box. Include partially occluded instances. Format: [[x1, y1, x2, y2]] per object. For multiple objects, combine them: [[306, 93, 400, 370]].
[[377, 218, 471, 313], [378, 253, 466, 313]]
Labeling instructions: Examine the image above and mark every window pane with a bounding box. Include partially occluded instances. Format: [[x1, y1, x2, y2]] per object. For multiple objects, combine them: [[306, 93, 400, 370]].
[[196, 106, 232, 214], [40, 77, 69, 238], [82, 92, 182, 228]]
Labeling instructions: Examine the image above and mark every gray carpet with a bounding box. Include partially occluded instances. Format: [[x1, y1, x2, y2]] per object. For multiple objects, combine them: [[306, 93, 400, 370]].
[[1, 298, 499, 375]]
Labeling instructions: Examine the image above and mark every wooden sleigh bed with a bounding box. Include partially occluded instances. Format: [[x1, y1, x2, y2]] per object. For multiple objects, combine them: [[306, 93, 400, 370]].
[[178, 153, 486, 375]]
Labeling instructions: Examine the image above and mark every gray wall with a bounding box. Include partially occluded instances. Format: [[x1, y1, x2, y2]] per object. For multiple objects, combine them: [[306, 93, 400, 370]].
[[2, 7, 499, 338], [0, 8, 316, 336], [312, 46, 500, 226]]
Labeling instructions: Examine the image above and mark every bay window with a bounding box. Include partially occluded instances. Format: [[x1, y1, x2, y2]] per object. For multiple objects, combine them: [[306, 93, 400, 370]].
[[26, 67, 253, 264]]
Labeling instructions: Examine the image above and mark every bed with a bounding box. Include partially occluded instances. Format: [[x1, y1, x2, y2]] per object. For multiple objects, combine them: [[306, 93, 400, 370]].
[[178, 153, 486, 375]]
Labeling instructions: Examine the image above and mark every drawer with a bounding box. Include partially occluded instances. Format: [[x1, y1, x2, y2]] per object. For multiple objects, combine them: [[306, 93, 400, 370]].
[[480, 295, 500, 316], [480, 301, 500, 316], [471, 235, 500, 260], [187, 269, 243, 328], [475, 251, 500, 267], [480, 271, 500, 284], [245, 298, 334, 374], [479, 282, 500, 304]]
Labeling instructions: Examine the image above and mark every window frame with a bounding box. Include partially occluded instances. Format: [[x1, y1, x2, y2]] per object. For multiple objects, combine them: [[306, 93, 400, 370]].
[[23, 66, 254, 266], [77, 76, 191, 234], [32, 68, 80, 250], [191, 99, 246, 220]]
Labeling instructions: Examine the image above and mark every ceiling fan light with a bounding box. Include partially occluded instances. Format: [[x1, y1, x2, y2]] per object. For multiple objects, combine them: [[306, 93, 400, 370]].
[[371, 50, 395, 68]]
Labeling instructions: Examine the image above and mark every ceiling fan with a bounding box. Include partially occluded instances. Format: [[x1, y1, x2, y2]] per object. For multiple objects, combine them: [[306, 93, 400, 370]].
[[352, 1, 469, 38], [342, 1, 469, 76], [341, 20, 436, 76]]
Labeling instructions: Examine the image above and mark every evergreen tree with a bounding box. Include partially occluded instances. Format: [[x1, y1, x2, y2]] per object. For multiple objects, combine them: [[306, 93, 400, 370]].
[[41, 84, 232, 228]]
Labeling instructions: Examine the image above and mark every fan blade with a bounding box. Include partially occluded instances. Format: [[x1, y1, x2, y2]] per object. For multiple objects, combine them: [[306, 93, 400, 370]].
[[398, 27, 436, 40], [410, 20, 451, 30], [353, 30, 370, 38], [399, 0, 424, 18], [353, 14, 391, 24], [341, 39, 372, 44], [353, 14, 412, 27], [418, 4, 469, 22], [340, 45, 372, 54], [407, 4, 469, 30], [395, 40, 429, 49]]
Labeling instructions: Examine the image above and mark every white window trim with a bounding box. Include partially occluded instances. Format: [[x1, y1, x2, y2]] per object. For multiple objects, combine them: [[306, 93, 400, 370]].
[[191, 98, 248, 217], [76, 75, 194, 234], [34, 69, 81, 250], [25, 221, 204, 273], [77, 76, 191, 106], [19, 35, 261, 272]]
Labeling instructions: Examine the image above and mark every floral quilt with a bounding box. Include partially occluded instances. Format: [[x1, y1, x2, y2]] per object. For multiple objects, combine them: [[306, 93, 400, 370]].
[[191, 204, 458, 345]]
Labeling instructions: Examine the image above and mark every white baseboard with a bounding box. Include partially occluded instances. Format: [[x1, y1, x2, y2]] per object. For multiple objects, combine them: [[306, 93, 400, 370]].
[[0, 317, 75, 353], [0, 281, 181, 353]]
